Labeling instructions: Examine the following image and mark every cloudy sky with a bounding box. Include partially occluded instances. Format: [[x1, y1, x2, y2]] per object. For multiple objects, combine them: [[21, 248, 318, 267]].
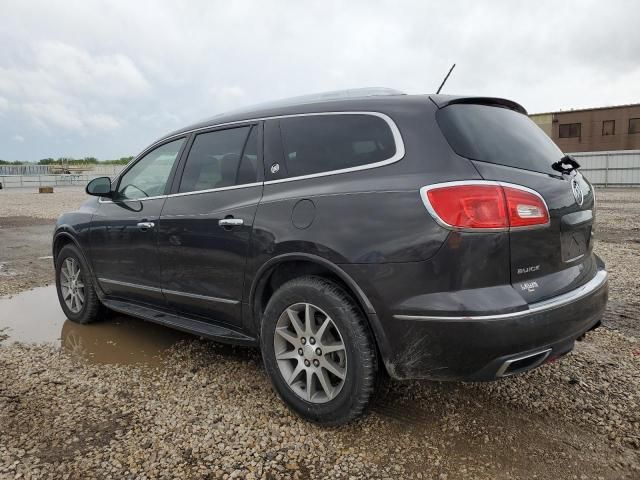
[[1, 0, 639, 161]]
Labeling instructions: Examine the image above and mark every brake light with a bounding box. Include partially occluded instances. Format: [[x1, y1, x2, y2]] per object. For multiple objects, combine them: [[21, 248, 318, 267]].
[[421, 182, 549, 230]]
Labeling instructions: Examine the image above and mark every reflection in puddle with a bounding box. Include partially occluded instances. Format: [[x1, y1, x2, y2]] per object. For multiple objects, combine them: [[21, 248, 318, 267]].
[[0, 285, 190, 365], [0, 285, 66, 343]]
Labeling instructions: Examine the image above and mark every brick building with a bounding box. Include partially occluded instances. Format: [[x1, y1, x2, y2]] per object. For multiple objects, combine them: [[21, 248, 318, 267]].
[[530, 104, 640, 152]]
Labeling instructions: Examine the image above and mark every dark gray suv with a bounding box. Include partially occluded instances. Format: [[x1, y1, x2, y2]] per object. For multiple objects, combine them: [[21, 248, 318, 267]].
[[53, 89, 608, 424]]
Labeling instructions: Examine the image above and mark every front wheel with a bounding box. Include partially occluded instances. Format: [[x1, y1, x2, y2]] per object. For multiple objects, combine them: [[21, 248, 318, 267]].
[[260, 276, 378, 425], [55, 244, 104, 324]]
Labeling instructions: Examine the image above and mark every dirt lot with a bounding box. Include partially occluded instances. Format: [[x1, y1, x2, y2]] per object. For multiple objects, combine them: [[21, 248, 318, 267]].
[[0, 186, 639, 479]]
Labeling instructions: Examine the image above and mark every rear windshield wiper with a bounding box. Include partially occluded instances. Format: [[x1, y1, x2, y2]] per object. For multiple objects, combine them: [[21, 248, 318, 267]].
[[552, 155, 581, 175]]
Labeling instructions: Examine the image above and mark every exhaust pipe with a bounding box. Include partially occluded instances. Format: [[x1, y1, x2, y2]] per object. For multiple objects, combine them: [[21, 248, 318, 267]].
[[496, 348, 552, 377]]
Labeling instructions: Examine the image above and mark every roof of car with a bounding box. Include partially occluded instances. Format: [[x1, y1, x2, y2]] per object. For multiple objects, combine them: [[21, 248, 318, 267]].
[[157, 88, 527, 143]]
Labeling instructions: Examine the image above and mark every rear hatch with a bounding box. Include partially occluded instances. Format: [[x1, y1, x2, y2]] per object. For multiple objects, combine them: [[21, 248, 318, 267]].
[[434, 98, 597, 304]]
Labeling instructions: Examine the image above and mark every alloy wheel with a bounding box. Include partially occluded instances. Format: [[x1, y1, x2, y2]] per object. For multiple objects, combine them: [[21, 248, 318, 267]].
[[273, 302, 347, 403], [60, 257, 85, 313]]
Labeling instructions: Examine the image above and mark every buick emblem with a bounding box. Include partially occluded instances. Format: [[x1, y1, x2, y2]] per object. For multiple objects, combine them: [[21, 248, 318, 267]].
[[571, 178, 584, 206]]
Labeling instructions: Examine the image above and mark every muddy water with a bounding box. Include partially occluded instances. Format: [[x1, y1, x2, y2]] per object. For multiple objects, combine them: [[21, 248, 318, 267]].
[[0, 285, 190, 365]]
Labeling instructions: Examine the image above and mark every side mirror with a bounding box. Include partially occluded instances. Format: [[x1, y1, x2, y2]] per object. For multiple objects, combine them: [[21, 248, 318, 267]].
[[86, 177, 113, 197]]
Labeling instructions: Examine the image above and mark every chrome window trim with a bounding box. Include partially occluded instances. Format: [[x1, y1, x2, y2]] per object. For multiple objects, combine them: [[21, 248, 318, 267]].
[[99, 181, 263, 203], [393, 269, 607, 322], [99, 111, 404, 204], [263, 111, 405, 185], [419, 180, 551, 233]]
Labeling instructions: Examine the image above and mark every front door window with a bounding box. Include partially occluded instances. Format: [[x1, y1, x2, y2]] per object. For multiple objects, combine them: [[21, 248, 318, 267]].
[[116, 138, 185, 200]]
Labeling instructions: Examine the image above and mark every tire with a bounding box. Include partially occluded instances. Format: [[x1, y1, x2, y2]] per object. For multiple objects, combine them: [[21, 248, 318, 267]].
[[260, 276, 378, 425], [55, 243, 104, 324]]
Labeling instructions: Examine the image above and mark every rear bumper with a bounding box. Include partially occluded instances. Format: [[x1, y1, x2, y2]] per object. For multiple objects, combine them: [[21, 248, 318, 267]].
[[380, 268, 608, 381]]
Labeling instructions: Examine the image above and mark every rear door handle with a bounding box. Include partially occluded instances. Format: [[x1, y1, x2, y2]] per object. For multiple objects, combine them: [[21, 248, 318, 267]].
[[137, 221, 155, 231], [218, 218, 244, 227]]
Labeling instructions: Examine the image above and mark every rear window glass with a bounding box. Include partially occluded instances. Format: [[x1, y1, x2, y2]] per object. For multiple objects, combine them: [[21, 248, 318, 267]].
[[179, 126, 256, 193], [279, 114, 396, 177], [437, 104, 564, 175]]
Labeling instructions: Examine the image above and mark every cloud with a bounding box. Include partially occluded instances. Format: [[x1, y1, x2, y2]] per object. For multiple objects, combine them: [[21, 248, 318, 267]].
[[34, 41, 149, 98], [85, 113, 121, 131], [208, 86, 247, 112], [13, 134, 24, 142], [0, 0, 639, 160], [22, 103, 84, 131], [21, 103, 120, 132]]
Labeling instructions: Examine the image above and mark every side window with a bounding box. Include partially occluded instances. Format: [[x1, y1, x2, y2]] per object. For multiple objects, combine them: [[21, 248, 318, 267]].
[[117, 138, 184, 200], [279, 114, 396, 177], [558, 123, 581, 138], [178, 126, 256, 193]]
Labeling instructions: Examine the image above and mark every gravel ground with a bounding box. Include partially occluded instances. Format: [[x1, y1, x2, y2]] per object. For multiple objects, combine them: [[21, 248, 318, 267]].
[[0, 187, 88, 297], [0, 186, 639, 479], [0, 187, 89, 220]]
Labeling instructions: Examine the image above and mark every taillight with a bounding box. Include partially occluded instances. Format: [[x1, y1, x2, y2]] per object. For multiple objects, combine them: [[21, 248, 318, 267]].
[[421, 182, 549, 231], [502, 186, 549, 228]]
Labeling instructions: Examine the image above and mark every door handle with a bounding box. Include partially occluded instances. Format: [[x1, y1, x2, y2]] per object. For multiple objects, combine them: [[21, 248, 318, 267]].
[[137, 221, 155, 231], [218, 218, 244, 227]]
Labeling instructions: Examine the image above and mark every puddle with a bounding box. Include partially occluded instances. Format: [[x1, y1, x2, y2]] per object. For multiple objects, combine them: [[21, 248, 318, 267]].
[[0, 285, 190, 365]]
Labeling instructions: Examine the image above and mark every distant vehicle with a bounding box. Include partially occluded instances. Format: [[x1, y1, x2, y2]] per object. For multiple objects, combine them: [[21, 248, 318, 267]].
[[49, 165, 92, 175], [52, 89, 608, 424]]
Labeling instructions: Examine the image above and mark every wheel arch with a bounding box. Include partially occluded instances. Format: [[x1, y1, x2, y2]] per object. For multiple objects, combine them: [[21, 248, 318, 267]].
[[52, 230, 100, 292], [251, 253, 373, 314], [248, 253, 384, 342], [53, 231, 78, 260]]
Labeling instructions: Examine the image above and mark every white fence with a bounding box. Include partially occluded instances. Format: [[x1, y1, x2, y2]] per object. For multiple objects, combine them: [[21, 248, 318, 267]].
[[0, 173, 111, 189], [571, 150, 640, 187], [1, 153, 639, 188], [0, 165, 124, 189], [0, 164, 123, 176]]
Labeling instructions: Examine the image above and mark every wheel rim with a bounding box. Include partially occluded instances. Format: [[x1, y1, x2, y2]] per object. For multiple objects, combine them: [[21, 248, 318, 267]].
[[273, 302, 347, 403], [60, 257, 85, 314]]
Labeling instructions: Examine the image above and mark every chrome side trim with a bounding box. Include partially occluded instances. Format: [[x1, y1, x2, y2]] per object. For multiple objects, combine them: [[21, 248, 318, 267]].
[[163, 288, 239, 305], [393, 269, 607, 322], [419, 180, 551, 232], [496, 348, 551, 377], [98, 278, 240, 305], [98, 277, 162, 293], [100, 111, 405, 204]]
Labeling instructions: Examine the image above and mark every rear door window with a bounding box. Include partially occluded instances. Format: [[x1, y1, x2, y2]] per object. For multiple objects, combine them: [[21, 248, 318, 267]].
[[178, 126, 257, 193], [279, 114, 396, 177], [437, 104, 564, 176]]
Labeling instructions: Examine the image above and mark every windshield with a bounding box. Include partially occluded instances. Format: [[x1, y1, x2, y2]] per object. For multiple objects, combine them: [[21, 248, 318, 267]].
[[437, 103, 564, 176]]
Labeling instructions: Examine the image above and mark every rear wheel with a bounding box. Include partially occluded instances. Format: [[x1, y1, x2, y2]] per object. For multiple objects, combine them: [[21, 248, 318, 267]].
[[55, 244, 104, 324], [261, 276, 377, 425]]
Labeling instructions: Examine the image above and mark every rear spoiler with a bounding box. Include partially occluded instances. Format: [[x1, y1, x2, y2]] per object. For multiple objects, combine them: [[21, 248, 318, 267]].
[[429, 95, 527, 115]]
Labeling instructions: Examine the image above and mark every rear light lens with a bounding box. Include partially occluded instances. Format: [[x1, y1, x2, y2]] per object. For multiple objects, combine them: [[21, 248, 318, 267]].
[[503, 186, 549, 228], [422, 182, 549, 230], [425, 185, 508, 229]]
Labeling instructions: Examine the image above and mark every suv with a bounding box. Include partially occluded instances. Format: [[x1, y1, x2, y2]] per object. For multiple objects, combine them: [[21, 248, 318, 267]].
[[53, 89, 608, 424]]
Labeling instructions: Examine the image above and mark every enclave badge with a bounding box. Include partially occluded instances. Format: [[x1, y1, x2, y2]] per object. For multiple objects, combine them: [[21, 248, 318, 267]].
[[571, 178, 584, 206]]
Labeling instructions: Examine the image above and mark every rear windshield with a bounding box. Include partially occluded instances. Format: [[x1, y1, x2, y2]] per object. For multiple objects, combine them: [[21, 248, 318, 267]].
[[437, 104, 563, 175]]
